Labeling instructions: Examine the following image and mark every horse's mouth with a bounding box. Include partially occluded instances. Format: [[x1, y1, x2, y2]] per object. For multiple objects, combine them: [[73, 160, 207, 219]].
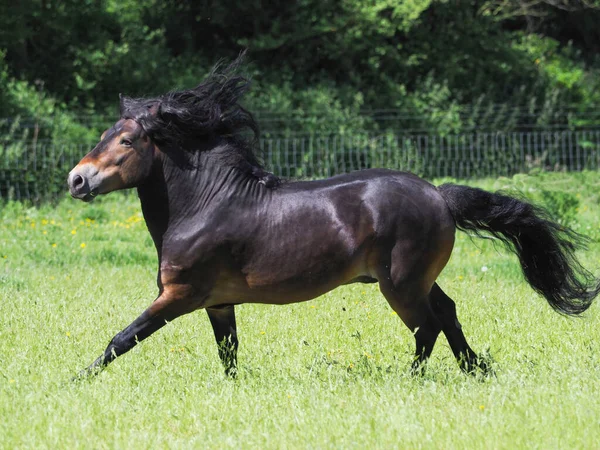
[[78, 189, 98, 202]]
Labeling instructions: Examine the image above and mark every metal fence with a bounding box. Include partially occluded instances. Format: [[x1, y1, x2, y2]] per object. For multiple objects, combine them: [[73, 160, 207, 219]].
[[3, 129, 600, 202]]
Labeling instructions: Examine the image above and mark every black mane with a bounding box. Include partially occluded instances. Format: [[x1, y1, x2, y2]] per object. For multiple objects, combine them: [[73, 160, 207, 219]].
[[119, 53, 279, 187]]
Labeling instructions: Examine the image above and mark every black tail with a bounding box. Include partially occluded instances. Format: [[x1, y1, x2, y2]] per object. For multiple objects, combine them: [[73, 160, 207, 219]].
[[438, 183, 600, 315]]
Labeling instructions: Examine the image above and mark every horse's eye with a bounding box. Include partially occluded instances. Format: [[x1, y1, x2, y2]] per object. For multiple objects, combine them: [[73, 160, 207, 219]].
[[121, 138, 132, 147]]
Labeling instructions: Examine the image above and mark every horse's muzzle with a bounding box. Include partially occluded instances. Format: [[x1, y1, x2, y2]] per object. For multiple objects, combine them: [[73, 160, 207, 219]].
[[68, 167, 98, 202]]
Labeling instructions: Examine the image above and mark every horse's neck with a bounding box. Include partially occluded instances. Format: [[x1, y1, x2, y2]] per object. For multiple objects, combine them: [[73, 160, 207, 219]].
[[137, 152, 265, 251], [137, 163, 170, 257]]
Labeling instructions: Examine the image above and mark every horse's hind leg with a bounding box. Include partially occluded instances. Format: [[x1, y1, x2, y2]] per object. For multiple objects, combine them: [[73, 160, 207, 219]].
[[379, 280, 442, 374], [206, 305, 238, 377], [429, 283, 490, 374], [411, 311, 443, 375]]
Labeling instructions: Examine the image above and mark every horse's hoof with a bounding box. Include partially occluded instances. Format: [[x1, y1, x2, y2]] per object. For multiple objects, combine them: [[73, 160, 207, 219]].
[[224, 367, 238, 379], [410, 360, 427, 377]]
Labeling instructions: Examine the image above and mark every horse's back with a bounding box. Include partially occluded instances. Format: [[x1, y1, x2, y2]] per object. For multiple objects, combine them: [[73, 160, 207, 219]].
[[280, 168, 453, 236], [279, 168, 427, 192]]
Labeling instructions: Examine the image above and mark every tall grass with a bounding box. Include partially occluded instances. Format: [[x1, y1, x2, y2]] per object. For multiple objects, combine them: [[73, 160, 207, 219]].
[[1, 172, 599, 448]]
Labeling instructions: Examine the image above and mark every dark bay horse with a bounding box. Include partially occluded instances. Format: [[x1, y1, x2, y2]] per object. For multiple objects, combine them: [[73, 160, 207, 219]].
[[68, 57, 599, 377]]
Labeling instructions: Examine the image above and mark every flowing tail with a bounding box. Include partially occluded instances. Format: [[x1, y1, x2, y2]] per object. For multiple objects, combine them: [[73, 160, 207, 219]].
[[438, 183, 600, 315]]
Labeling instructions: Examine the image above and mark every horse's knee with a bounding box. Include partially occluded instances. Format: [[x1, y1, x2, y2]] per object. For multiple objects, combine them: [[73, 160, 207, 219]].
[[106, 330, 135, 358], [105, 322, 161, 363]]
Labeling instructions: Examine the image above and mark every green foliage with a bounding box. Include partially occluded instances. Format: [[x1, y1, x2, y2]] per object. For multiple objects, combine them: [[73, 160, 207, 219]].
[[0, 52, 98, 203], [0, 51, 94, 143], [2, 0, 600, 137], [539, 189, 580, 226]]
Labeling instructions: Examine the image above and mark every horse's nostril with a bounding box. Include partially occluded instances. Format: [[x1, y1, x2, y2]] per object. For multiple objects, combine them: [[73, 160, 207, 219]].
[[73, 174, 84, 189]]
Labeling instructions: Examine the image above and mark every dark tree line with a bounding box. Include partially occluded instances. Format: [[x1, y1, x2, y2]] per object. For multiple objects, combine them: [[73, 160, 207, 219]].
[[1, 0, 600, 141]]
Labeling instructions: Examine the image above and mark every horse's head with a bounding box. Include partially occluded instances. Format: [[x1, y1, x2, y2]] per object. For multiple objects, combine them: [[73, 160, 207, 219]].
[[69, 57, 261, 201], [68, 117, 157, 202]]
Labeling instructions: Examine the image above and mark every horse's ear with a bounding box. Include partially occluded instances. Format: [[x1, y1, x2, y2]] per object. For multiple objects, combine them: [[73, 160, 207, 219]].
[[119, 94, 160, 119], [119, 93, 133, 117], [147, 101, 161, 117]]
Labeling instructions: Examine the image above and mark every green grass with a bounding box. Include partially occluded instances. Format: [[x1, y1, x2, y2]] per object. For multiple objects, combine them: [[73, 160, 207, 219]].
[[2, 171, 600, 449]]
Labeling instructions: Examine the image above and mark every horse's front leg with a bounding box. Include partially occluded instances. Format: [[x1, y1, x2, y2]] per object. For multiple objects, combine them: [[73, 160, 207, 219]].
[[75, 292, 189, 379], [206, 305, 238, 377]]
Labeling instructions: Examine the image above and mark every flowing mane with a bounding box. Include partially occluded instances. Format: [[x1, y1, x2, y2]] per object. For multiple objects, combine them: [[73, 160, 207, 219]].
[[119, 53, 279, 186], [120, 53, 258, 145]]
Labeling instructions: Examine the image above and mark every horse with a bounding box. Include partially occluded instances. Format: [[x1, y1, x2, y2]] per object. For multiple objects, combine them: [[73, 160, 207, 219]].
[[68, 56, 599, 378]]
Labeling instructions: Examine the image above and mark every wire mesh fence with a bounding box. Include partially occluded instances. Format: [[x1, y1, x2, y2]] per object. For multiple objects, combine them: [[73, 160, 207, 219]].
[[2, 129, 600, 202], [261, 130, 600, 179], [1, 140, 92, 202]]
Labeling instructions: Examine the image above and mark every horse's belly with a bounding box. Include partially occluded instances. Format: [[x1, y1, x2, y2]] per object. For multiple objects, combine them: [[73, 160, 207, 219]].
[[204, 256, 374, 307]]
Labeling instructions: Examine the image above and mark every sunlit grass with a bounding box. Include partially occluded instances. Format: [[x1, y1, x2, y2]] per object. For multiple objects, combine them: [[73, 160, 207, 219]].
[[1, 172, 600, 448]]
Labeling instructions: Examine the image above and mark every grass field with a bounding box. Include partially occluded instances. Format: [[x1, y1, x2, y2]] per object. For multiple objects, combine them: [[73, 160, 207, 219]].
[[1, 171, 600, 449]]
